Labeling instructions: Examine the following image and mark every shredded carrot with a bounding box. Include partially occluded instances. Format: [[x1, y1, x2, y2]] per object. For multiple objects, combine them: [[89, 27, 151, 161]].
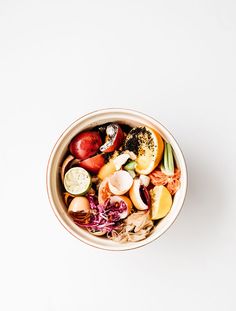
[[149, 168, 181, 195]]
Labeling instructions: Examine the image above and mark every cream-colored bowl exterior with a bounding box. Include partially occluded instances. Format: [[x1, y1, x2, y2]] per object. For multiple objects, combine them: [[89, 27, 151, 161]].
[[46, 109, 187, 251]]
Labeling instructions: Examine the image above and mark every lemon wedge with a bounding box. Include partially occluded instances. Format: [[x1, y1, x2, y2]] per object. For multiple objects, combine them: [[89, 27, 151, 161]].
[[150, 185, 172, 220]]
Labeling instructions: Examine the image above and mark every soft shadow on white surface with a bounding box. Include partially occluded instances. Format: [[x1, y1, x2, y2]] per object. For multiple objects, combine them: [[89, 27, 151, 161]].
[[0, 0, 236, 310]]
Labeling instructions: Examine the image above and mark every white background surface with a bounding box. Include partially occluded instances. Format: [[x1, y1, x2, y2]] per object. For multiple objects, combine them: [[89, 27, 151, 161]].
[[0, 1, 235, 310]]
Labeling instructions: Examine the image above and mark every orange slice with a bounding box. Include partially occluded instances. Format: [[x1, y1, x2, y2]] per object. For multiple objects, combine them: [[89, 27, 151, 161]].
[[125, 126, 164, 175]]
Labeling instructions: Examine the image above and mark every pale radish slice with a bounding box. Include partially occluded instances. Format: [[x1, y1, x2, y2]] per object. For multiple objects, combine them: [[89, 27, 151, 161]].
[[108, 170, 133, 195]]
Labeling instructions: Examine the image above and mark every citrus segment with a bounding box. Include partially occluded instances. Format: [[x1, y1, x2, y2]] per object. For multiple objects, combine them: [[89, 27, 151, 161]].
[[150, 185, 172, 220]]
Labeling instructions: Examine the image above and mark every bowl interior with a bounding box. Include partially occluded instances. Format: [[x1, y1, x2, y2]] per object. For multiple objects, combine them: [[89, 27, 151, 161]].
[[47, 109, 187, 251]]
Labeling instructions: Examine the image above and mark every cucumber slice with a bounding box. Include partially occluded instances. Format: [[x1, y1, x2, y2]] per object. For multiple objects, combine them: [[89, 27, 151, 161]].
[[64, 167, 91, 195], [124, 160, 136, 171]]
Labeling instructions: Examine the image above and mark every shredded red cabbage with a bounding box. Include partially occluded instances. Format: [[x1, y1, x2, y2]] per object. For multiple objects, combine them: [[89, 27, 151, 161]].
[[73, 195, 127, 233]]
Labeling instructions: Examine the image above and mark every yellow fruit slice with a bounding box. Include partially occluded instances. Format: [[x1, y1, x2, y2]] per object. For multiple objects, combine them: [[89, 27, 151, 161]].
[[125, 126, 164, 175], [150, 185, 172, 220], [98, 160, 116, 180]]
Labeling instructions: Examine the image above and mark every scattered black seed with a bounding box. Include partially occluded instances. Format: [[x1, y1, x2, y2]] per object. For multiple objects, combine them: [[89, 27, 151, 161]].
[[120, 123, 132, 134], [124, 127, 154, 155]]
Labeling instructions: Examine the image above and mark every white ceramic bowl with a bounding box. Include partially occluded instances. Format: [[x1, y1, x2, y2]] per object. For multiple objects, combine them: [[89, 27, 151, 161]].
[[46, 109, 187, 251]]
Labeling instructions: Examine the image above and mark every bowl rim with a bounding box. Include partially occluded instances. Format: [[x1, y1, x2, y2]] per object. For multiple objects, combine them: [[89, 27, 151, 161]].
[[46, 108, 188, 251]]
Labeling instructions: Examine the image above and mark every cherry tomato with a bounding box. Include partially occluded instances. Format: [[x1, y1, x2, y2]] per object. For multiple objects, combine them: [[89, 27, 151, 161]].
[[69, 131, 102, 160], [79, 154, 105, 174]]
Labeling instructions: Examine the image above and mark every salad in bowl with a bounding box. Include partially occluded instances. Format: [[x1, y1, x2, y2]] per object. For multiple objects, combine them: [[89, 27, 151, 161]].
[[47, 109, 187, 250]]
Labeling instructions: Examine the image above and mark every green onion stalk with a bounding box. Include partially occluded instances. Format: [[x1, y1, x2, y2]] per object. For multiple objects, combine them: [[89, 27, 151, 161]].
[[161, 142, 174, 176]]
